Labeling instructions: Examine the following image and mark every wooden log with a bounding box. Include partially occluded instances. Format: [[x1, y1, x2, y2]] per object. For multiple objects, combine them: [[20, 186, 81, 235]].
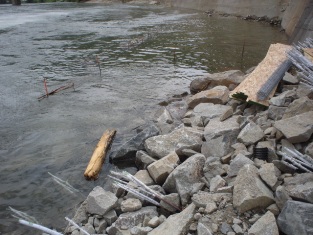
[[84, 129, 116, 181]]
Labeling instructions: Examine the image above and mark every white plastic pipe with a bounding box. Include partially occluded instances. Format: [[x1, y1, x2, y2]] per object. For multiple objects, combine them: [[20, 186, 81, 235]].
[[19, 219, 63, 235]]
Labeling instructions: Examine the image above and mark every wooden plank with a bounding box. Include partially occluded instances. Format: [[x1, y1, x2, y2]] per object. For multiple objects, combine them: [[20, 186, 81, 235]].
[[230, 43, 292, 106], [303, 48, 313, 63], [84, 129, 116, 181]]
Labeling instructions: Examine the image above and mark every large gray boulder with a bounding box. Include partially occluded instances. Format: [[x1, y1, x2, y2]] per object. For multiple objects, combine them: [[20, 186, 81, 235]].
[[113, 206, 158, 230], [233, 164, 274, 213], [283, 173, 313, 203], [227, 153, 254, 177], [277, 200, 313, 235], [283, 96, 313, 119], [148, 203, 196, 235], [274, 111, 313, 143], [144, 125, 202, 159], [86, 186, 118, 216], [201, 116, 240, 158], [162, 154, 206, 205], [187, 86, 229, 109], [147, 151, 180, 185], [237, 121, 264, 145], [111, 125, 159, 162], [248, 211, 279, 235]]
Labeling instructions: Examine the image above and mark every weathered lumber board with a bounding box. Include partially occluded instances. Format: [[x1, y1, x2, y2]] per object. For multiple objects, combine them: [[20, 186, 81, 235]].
[[84, 129, 116, 181], [303, 48, 313, 63], [230, 43, 292, 106]]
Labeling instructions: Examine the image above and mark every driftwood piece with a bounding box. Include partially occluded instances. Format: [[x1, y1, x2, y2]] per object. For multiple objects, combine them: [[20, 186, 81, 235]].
[[84, 129, 116, 181], [230, 43, 292, 106]]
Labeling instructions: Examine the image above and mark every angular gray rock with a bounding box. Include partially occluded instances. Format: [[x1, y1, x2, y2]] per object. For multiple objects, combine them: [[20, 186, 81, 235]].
[[233, 164, 275, 213], [113, 206, 158, 230], [273, 160, 297, 174], [159, 193, 181, 213], [201, 116, 240, 158], [162, 154, 206, 205], [203, 157, 226, 181], [187, 85, 229, 109], [121, 198, 142, 213], [111, 125, 159, 162], [269, 90, 296, 107], [197, 219, 214, 235], [248, 211, 279, 235], [189, 76, 211, 94], [275, 186, 292, 210], [283, 96, 313, 119], [268, 105, 286, 120], [192, 103, 233, 127], [227, 153, 254, 177], [135, 151, 156, 170], [274, 111, 313, 143], [237, 121, 265, 145], [130, 226, 153, 235], [306, 142, 313, 158], [156, 107, 174, 124], [144, 125, 202, 159], [147, 151, 180, 185], [189, 70, 244, 94], [277, 200, 313, 235], [191, 191, 232, 208], [86, 186, 118, 216], [155, 107, 175, 134], [283, 173, 313, 203], [133, 170, 154, 186], [103, 210, 118, 226], [210, 175, 226, 192], [148, 203, 196, 235], [283, 72, 299, 84], [258, 163, 281, 190]]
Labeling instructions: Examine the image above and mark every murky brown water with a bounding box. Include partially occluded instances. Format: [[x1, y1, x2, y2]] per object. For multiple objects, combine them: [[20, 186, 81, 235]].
[[0, 2, 287, 233]]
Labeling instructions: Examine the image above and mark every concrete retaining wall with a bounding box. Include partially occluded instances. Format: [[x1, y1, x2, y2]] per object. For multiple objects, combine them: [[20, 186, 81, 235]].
[[162, 0, 313, 42]]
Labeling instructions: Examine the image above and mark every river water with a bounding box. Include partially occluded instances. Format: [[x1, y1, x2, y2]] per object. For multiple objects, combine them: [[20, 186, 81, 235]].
[[0, 2, 287, 234]]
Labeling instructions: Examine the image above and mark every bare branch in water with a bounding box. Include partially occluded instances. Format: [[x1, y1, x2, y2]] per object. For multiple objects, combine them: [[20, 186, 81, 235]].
[[48, 172, 79, 194], [8, 206, 39, 224]]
